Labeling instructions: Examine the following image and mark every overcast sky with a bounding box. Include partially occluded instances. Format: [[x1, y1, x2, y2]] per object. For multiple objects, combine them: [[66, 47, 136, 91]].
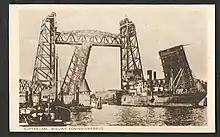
[[18, 5, 213, 91]]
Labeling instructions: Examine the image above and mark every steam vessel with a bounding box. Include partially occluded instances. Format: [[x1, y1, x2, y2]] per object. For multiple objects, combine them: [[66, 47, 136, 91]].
[[121, 45, 207, 107]]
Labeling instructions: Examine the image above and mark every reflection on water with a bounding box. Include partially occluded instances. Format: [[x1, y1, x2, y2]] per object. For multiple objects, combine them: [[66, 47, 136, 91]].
[[70, 105, 207, 126], [71, 112, 93, 126], [164, 107, 207, 126]]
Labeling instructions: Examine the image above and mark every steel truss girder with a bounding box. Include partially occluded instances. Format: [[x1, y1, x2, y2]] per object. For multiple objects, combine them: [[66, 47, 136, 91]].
[[60, 43, 92, 95], [56, 30, 122, 95], [56, 30, 122, 47], [19, 79, 50, 94], [119, 18, 144, 90], [31, 12, 57, 93], [22, 12, 145, 96]]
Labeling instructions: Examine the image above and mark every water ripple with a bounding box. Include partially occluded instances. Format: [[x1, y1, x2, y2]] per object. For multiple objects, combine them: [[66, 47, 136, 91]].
[[70, 105, 207, 126]]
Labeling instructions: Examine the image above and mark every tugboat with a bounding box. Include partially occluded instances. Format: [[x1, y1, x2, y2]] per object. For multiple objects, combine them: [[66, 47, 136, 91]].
[[21, 98, 70, 126]]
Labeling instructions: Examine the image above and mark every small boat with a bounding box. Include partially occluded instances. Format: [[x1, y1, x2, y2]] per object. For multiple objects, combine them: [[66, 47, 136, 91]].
[[70, 105, 92, 112]]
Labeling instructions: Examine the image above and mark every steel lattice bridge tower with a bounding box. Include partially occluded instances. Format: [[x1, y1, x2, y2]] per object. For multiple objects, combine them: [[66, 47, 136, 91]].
[[19, 12, 145, 100]]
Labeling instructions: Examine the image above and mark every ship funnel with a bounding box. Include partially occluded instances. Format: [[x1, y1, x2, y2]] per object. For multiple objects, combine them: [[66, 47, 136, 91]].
[[153, 71, 157, 80], [147, 70, 152, 80]]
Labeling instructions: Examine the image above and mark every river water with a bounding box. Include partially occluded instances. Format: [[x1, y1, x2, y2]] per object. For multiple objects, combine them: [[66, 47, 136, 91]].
[[70, 105, 207, 126]]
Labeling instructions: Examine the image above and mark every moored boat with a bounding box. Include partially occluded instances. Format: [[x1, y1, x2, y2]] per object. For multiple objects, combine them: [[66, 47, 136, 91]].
[[19, 100, 71, 126], [70, 105, 92, 112]]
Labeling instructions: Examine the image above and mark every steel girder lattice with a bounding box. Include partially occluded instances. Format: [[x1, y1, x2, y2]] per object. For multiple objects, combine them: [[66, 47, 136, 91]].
[[60, 43, 92, 96], [31, 12, 57, 93], [20, 12, 145, 96], [159, 45, 195, 90], [19, 79, 50, 94], [56, 30, 122, 95], [119, 18, 144, 90], [19, 79, 32, 93], [56, 30, 122, 47]]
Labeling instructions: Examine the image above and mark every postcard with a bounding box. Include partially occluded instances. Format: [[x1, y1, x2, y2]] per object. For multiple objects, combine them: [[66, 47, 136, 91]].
[[9, 4, 215, 132]]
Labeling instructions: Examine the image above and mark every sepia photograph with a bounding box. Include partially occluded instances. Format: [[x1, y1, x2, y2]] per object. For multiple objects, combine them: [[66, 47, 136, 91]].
[[9, 4, 215, 132]]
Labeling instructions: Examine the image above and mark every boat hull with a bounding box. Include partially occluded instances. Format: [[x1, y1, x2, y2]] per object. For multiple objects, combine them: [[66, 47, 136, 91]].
[[154, 92, 207, 104], [25, 115, 66, 126], [19, 105, 71, 126], [70, 106, 92, 112], [121, 92, 207, 107]]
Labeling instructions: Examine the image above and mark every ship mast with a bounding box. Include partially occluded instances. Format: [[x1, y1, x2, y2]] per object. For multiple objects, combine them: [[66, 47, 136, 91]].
[[76, 86, 79, 106], [169, 68, 173, 92], [55, 53, 58, 102]]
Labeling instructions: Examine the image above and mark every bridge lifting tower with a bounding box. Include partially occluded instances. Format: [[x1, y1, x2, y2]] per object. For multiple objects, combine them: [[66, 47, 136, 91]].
[[119, 18, 145, 91], [19, 13, 145, 102], [31, 12, 57, 94]]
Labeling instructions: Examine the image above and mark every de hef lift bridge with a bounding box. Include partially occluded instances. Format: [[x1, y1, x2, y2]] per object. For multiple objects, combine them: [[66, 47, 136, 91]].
[[19, 12, 145, 103]]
